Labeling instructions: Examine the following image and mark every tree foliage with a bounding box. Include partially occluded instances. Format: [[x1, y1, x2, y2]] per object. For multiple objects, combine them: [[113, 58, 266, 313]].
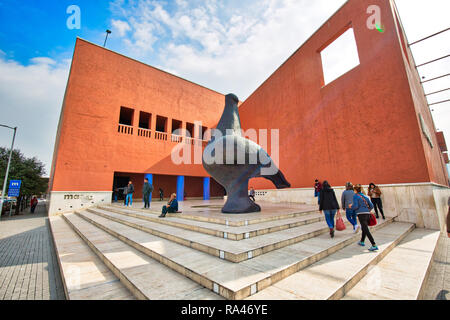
[[0, 147, 48, 197]]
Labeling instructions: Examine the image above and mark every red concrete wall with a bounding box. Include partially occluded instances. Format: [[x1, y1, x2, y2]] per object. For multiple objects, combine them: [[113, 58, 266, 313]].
[[50, 39, 225, 192], [239, 0, 449, 189]]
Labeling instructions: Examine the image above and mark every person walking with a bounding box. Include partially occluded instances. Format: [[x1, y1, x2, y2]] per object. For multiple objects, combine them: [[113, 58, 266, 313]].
[[341, 182, 359, 233], [349, 184, 378, 251], [159, 188, 164, 201], [319, 181, 340, 238], [314, 179, 322, 205], [142, 178, 153, 209], [249, 187, 256, 202], [30, 196, 38, 214], [159, 193, 179, 218], [125, 181, 134, 207], [368, 183, 385, 220]]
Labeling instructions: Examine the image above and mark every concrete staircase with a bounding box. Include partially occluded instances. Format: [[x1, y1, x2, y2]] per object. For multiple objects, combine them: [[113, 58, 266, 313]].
[[50, 202, 441, 300]]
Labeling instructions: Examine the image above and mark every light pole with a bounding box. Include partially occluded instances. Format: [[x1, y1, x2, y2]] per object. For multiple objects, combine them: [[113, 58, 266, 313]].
[[104, 29, 112, 47], [0, 124, 17, 220]]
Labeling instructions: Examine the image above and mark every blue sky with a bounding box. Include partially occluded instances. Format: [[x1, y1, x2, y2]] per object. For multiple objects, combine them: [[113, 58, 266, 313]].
[[0, 0, 449, 175], [0, 0, 111, 64]]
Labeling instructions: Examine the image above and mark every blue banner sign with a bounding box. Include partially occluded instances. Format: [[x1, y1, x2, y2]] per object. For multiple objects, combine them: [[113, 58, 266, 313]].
[[8, 180, 22, 197]]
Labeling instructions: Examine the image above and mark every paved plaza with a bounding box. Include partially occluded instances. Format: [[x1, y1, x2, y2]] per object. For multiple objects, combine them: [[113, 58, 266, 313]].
[[0, 199, 449, 300], [0, 203, 65, 300]]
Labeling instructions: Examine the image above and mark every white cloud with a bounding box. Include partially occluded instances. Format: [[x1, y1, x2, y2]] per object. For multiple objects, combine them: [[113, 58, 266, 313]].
[[109, 0, 348, 99], [111, 19, 131, 37], [0, 55, 70, 175]]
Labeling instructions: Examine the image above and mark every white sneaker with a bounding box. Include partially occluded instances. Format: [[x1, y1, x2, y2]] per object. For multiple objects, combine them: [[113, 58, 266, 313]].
[[355, 225, 360, 233]]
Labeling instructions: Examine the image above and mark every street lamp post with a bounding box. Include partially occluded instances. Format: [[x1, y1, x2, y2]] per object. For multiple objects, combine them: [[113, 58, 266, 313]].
[[104, 29, 112, 47], [0, 125, 17, 220]]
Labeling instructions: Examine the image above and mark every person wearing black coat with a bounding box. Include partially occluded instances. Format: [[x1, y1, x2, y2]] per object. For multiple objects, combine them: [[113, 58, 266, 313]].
[[319, 181, 340, 238]]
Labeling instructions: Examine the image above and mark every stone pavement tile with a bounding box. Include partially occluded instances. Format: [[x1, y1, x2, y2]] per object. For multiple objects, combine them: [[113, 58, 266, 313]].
[[1, 203, 65, 300], [64, 213, 220, 300], [344, 229, 441, 300]]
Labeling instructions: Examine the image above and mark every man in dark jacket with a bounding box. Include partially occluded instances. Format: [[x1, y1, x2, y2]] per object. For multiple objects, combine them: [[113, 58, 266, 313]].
[[142, 178, 153, 209], [319, 181, 340, 238], [125, 181, 134, 207]]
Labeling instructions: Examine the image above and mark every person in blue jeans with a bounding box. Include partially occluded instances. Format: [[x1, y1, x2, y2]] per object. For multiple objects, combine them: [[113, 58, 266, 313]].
[[319, 181, 340, 238], [341, 182, 359, 233], [349, 184, 378, 252], [125, 181, 134, 207]]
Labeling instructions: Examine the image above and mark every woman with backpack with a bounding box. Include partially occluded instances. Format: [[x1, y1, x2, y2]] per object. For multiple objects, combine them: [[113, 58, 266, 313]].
[[349, 184, 378, 252], [319, 181, 340, 238]]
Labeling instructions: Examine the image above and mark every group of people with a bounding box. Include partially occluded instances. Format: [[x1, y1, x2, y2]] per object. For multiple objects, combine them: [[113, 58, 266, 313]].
[[113, 178, 179, 218], [316, 180, 383, 252], [112, 177, 450, 243], [113, 181, 165, 206]]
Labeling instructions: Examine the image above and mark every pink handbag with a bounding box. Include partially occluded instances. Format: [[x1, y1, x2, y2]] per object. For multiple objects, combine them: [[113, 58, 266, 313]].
[[336, 210, 346, 231]]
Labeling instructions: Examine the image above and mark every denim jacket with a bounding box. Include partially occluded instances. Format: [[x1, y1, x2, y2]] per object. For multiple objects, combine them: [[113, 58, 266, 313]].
[[351, 193, 374, 214]]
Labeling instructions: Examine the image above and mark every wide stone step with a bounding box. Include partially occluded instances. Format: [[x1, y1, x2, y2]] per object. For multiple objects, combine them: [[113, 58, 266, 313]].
[[89, 207, 325, 240], [49, 216, 135, 300], [342, 228, 441, 300], [246, 222, 415, 300], [101, 203, 318, 227], [72, 209, 395, 300], [80, 209, 355, 262], [62, 213, 222, 300]]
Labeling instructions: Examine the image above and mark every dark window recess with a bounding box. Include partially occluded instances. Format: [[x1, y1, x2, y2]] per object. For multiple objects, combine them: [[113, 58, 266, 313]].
[[201, 126, 208, 140], [156, 116, 168, 132], [172, 119, 182, 134], [119, 107, 134, 126], [186, 122, 195, 138], [139, 112, 152, 129]]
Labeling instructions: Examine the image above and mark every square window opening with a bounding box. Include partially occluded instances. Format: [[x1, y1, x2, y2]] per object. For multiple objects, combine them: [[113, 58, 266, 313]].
[[320, 27, 361, 86], [172, 119, 182, 134], [201, 126, 208, 140], [186, 122, 195, 138], [156, 116, 168, 133], [119, 107, 134, 126], [139, 112, 151, 129]]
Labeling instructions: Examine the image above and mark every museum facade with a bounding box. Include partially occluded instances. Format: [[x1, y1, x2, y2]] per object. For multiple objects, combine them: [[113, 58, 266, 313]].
[[49, 0, 450, 232]]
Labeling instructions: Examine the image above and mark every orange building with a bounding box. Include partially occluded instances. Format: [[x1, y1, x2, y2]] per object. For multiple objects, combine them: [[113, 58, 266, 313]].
[[48, 37, 228, 215], [239, 0, 449, 189], [49, 0, 449, 231]]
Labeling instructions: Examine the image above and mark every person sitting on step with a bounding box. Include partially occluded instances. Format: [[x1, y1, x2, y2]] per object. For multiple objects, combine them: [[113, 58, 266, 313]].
[[159, 193, 179, 218]]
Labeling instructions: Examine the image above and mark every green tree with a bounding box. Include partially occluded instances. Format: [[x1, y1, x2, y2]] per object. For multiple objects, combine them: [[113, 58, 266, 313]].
[[0, 147, 48, 213]]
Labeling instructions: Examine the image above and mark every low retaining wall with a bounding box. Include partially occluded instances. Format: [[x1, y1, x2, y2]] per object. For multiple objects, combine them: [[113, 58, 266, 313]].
[[254, 183, 450, 233], [48, 191, 112, 216]]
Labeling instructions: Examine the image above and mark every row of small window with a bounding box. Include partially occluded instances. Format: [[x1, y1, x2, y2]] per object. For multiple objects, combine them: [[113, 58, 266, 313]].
[[119, 106, 209, 139]]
